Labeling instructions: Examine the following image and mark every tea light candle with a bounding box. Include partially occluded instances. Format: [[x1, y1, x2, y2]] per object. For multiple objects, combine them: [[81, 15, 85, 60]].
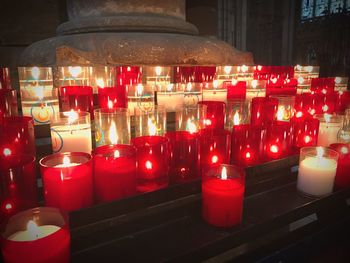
[[1, 207, 70, 263], [315, 114, 342, 147], [297, 147, 338, 196], [329, 143, 350, 189], [40, 152, 93, 212], [93, 145, 137, 203], [50, 111, 92, 154], [202, 165, 245, 227]]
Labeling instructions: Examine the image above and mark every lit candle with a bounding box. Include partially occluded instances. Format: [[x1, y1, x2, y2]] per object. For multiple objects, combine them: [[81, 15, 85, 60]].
[[329, 143, 350, 189], [1, 207, 70, 263], [59, 86, 94, 117], [202, 80, 227, 102], [40, 152, 93, 212], [202, 165, 245, 227], [50, 111, 92, 153], [198, 101, 226, 129], [156, 84, 184, 112], [297, 147, 338, 196], [315, 114, 342, 147]]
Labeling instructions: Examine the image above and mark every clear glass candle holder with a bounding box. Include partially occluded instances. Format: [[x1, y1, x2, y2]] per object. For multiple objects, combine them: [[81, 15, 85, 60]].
[[1, 207, 70, 263], [156, 83, 184, 112], [127, 83, 154, 115], [18, 67, 59, 125], [226, 99, 250, 129], [0, 67, 11, 90], [202, 80, 227, 102], [334, 77, 348, 92], [245, 79, 266, 101], [88, 66, 116, 93], [94, 108, 131, 147], [56, 66, 90, 87], [134, 105, 166, 137], [270, 95, 295, 122], [50, 111, 92, 154], [297, 147, 338, 197], [314, 114, 343, 147], [0, 90, 18, 121], [183, 82, 202, 107], [175, 104, 207, 133], [202, 164, 245, 227], [145, 66, 172, 90]]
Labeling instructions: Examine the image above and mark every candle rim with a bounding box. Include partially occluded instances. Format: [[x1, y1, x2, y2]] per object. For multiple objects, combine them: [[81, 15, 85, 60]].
[[300, 146, 339, 159], [39, 152, 91, 168], [93, 144, 136, 158]]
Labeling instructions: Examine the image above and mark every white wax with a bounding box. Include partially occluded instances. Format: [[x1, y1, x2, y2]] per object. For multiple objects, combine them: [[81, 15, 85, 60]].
[[317, 122, 342, 147], [184, 93, 202, 107], [297, 157, 337, 196], [54, 162, 80, 168], [202, 89, 227, 102], [157, 92, 184, 112], [51, 124, 92, 154], [8, 225, 60, 241]]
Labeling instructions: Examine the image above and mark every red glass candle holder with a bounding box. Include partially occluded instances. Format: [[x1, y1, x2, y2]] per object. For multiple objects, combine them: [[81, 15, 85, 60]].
[[199, 129, 231, 174], [294, 93, 312, 119], [0, 67, 11, 90], [335, 91, 350, 113], [202, 164, 245, 227], [226, 80, 246, 100], [166, 131, 200, 184], [309, 93, 326, 116], [93, 145, 137, 203], [250, 97, 278, 126], [264, 121, 293, 161], [0, 116, 35, 156], [329, 143, 350, 189], [291, 118, 319, 149], [40, 152, 93, 212], [0, 90, 18, 121], [131, 136, 169, 193], [271, 95, 295, 122], [1, 207, 70, 263], [194, 66, 216, 83], [231, 124, 266, 167], [198, 101, 226, 129], [59, 86, 94, 117], [97, 86, 128, 109], [311, 78, 335, 95], [0, 155, 37, 222], [116, 66, 142, 86]]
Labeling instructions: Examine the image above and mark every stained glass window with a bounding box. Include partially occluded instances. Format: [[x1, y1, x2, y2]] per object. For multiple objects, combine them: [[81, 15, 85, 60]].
[[330, 0, 344, 13], [301, 0, 315, 20], [301, 0, 349, 20], [315, 0, 328, 17]]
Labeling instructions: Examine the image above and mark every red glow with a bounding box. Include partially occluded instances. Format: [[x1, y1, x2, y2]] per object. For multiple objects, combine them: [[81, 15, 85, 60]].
[[145, 160, 153, 170], [245, 151, 251, 159], [3, 147, 11, 157], [270, 145, 279, 153], [304, 135, 312, 144], [211, 155, 219, 164], [296, 111, 303, 118]]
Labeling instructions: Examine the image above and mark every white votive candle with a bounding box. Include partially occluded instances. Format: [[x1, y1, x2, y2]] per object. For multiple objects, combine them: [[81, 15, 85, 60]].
[[157, 91, 184, 112], [297, 147, 339, 196], [315, 114, 342, 147]]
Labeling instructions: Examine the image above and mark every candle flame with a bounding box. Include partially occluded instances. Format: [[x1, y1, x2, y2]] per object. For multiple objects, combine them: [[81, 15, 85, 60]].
[[186, 82, 192, 92], [305, 66, 313, 73], [3, 148, 11, 157], [316, 147, 324, 158], [136, 84, 143, 96], [233, 111, 240, 125], [31, 67, 40, 80], [68, 66, 82, 78], [296, 111, 303, 118], [34, 86, 44, 100], [211, 155, 219, 164], [271, 77, 278, 84], [114, 150, 120, 158], [340, 146, 349, 154], [64, 110, 79, 124], [322, 104, 329, 112], [187, 119, 197, 134], [148, 118, 157, 136], [27, 220, 39, 240], [224, 66, 232, 74], [277, 106, 285, 121], [270, 145, 278, 153], [213, 80, 219, 89], [109, 122, 118, 144], [324, 114, 331, 123], [304, 135, 312, 144], [335, 77, 341, 84], [107, 100, 114, 109], [145, 160, 152, 170], [257, 65, 262, 71], [251, 80, 258, 89], [296, 65, 302, 71], [231, 79, 238, 85], [96, 78, 105, 88], [221, 166, 227, 180], [155, 66, 162, 76], [63, 156, 71, 166], [241, 65, 248, 73], [167, 84, 174, 92], [245, 151, 251, 159], [298, 76, 304, 84]]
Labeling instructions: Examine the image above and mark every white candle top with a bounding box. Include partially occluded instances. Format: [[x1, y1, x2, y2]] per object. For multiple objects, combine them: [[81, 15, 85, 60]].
[[301, 157, 337, 172], [8, 221, 60, 241], [54, 156, 80, 168]]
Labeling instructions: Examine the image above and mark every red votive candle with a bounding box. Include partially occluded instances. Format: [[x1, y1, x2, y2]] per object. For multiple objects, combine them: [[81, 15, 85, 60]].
[[166, 131, 200, 184], [97, 86, 128, 109], [309, 93, 326, 115], [198, 101, 226, 129], [311, 78, 335, 95], [250, 97, 278, 126], [0, 67, 11, 90], [231, 124, 266, 167], [0, 155, 37, 222], [226, 80, 246, 100], [294, 93, 312, 119], [40, 152, 93, 212], [0, 90, 18, 122], [329, 143, 350, 189], [1, 207, 70, 263], [59, 86, 94, 117], [0, 116, 36, 156], [131, 136, 169, 192], [116, 66, 142, 86], [199, 129, 231, 174], [202, 164, 245, 227], [265, 121, 293, 161], [291, 118, 319, 149], [335, 91, 350, 113], [93, 144, 137, 203]]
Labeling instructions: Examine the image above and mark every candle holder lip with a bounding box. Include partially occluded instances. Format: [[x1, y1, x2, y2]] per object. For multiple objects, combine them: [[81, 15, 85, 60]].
[[131, 135, 169, 147], [92, 144, 136, 157], [204, 164, 245, 182], [94, 107, 129, 114], [51, 110, 90, 123], [134, 104, 166, 115], [39, 152, 92, 168], [300, 146, 339, 159]]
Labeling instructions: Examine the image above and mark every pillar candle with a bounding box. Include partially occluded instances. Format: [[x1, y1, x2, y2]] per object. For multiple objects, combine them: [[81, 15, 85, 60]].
[[297, 147, 338, 196], [202, 165, 245, 227], [97, 86, 128, 109], [231, 124, 266, 167], [131, 136, 169, 192], [40, 152, 93, 212], [1, 207, 70, 263], [50, 111, 92, 154], [329, 143, 350, 189], [93, 144, 137, 203], [198, 101, 226, 129], [315, 114, 342, 147]]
